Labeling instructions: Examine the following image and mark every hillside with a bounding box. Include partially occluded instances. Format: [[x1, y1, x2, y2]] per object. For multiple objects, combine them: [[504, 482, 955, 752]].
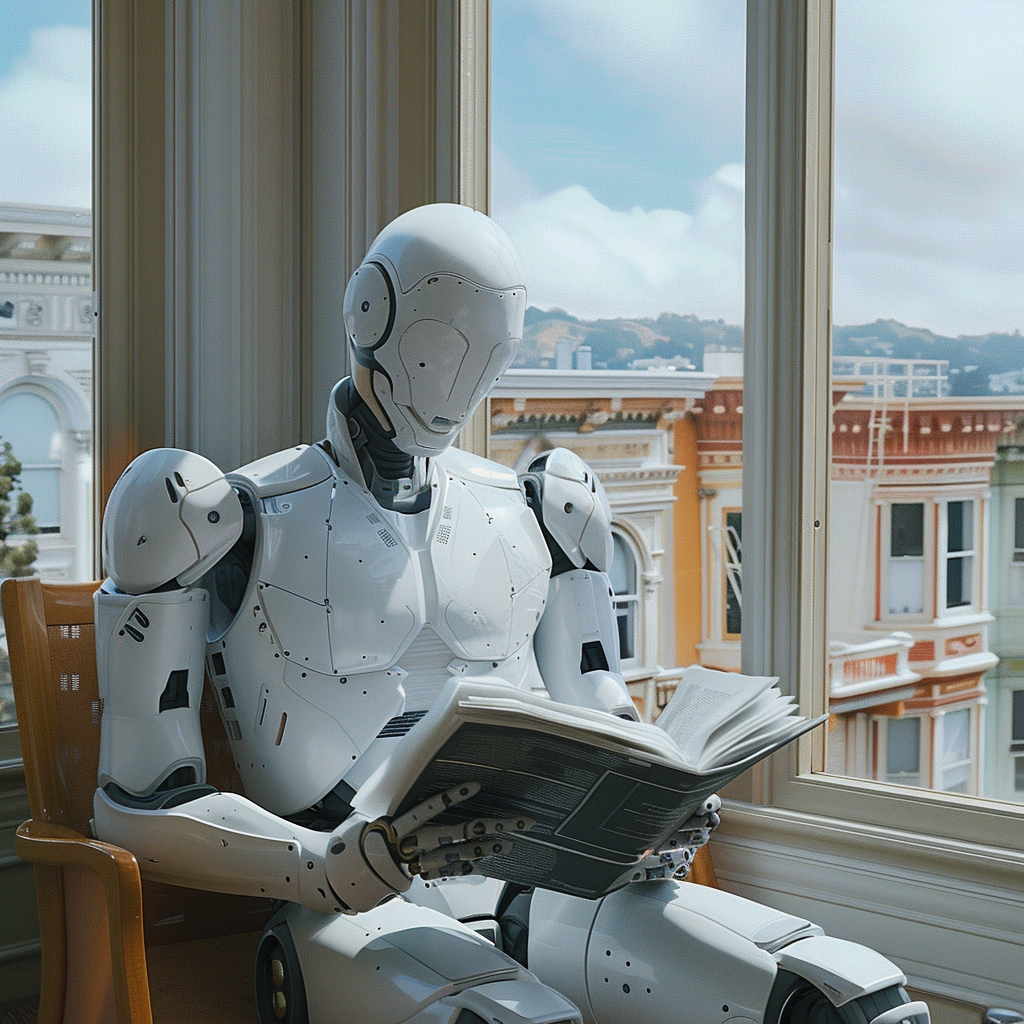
[[519, 309, 1024, 395]]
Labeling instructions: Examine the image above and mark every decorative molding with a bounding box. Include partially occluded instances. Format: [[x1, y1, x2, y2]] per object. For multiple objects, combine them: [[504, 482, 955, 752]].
[[714, 802, 1024, 1006], [493, 368, 716, 400]]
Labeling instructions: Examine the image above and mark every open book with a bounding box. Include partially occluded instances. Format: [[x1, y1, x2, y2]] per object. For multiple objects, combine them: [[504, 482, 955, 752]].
[[354, 667, 825, 900]]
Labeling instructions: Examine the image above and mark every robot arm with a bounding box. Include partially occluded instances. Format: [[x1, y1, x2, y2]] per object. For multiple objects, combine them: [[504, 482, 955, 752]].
[[94, 449, 526, 914], [522, 448, 721, 876], [522, 449, 637, 720]]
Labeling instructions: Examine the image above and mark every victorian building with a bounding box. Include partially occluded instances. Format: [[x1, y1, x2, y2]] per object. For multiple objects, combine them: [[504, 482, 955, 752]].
[[489, 357, 1024, 802]]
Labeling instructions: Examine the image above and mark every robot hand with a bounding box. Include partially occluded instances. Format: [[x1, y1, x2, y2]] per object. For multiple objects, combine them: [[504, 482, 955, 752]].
[[326, 782, 534, 911], [636, 793, 722, 882], [393, 781, 535, 880]]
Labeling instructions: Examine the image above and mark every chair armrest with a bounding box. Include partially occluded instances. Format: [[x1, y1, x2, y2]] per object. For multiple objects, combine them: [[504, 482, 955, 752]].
[[16, 819, 154, 1024]]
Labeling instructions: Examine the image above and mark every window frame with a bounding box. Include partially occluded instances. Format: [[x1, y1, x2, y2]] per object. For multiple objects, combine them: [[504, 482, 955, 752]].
[[743, 0, 1024, 857], [55, 0, 1024, 899]]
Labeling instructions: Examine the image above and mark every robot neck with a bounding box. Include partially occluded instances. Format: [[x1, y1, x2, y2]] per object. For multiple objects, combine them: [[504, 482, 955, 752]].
[[342, 379, 431, 513]]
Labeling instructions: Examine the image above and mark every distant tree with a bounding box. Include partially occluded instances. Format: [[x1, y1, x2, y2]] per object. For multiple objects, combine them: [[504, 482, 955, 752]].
[[0, 439, 39, 578]]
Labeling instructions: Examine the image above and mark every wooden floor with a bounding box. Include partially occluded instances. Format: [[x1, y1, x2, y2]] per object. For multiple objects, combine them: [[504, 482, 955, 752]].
[[0, 931, 260, 1024]]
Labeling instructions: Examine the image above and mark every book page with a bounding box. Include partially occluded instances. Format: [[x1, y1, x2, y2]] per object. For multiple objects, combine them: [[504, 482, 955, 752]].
[[655, 665, 778, 764]]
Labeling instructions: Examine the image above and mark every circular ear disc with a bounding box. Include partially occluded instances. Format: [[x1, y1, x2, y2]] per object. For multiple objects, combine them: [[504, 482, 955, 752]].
[[343, 262, 395, 350]]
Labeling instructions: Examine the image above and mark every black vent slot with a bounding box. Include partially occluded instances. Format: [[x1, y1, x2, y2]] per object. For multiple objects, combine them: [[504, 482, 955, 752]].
[[377, 709, 429, 738], [159, 669, 190, 712], [210, 651, 227, 677], [580, 641, 609, 674]]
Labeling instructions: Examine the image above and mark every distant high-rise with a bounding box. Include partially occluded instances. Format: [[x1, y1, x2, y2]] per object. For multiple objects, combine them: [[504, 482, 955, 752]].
[[555, 337, 573, 371], [574, 345, 592, 371]]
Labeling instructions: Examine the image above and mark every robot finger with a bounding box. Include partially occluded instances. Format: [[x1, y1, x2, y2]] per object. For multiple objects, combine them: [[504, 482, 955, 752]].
[[392, 781, 482, 840], [397, 815, 535, 861], [415, 836, 517, 879], [702, 793, 723, 815]]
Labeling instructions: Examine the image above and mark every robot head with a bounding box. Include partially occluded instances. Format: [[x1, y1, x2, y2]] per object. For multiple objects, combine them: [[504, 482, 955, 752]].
[[103, 449, 243, 595], [343, 204, 527, 456]]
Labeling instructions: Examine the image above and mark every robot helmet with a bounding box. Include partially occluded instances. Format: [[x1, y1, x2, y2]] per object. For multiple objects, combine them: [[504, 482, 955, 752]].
[[343, 204, 527, 456], [103, 448, 243, 595]]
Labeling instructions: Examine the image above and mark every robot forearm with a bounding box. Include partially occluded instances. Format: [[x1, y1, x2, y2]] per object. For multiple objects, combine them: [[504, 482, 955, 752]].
[[92, 786, 399, 914], [534, 569, 637, 719]]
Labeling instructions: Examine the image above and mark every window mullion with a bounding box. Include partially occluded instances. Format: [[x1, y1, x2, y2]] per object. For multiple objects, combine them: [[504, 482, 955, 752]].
[[742, 0, 833, 768]]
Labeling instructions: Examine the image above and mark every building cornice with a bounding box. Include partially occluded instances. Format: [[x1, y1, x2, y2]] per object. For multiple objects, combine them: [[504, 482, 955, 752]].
[[492, 368, 717, 400]]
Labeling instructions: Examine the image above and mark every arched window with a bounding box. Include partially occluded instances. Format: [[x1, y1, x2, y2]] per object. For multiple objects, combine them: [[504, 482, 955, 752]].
[[0, 391, 63, 533], [609, 530, 639, 663]]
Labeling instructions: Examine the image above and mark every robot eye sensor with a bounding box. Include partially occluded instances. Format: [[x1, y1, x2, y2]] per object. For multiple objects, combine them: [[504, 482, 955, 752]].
[[349, 261, 397, 352]]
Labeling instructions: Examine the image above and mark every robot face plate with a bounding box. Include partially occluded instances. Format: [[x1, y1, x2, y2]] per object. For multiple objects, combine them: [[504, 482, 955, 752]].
[[378, 275, 523, 453], [343, 204, 526, 456]]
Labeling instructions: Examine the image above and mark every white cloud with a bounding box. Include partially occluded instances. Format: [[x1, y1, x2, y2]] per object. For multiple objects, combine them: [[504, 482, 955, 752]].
[[832, 1, 1024, 334], [494, 165, 744, 322], [0, 25, 91, 208], [497, 0, 1024, 335]]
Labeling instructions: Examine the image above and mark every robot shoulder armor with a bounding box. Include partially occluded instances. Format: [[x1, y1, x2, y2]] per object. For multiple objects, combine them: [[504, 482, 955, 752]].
[[229, 443, 334, 498], [103, 449, 243, 595], [437, 447, 522, 492], [519, 448, 613, 572]]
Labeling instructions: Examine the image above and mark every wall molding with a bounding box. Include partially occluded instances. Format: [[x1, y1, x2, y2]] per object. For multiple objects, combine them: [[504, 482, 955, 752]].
[[715, 801, 1024, 1007]]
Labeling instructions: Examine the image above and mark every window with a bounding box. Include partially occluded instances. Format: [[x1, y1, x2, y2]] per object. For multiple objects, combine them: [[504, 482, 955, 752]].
[[0, 391, 63, 533], [1014, 497, 1024, 563], [747, 0, 1024, 855], [943, 500, 975, 611], [888, 502, 924, 615], [724, 510, 742, 637], [609, 531, 638, 663], [938, 707, 973, 794], [884, 715, 921, 788]]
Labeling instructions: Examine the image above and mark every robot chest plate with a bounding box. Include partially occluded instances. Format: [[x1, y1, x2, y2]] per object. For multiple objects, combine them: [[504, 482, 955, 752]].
[[253, 463, 550, 678]]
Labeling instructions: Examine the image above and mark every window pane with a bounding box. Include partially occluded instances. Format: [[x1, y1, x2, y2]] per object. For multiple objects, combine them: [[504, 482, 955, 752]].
[[1014, 498, 1024, 559], [0, 392, 64, 531], [891, 503, 923, 558], [489, 1, 747, 702], [889, 559, 924, 616], [946, 555, 972, 609], [947, 500, 972, 554], [609, 533, 635, 597], [1013, 691, 1024, 745], [829, 0, 1018, 800], [0, 2, 93, 751], [940, 708, 972, 793], [886, 716, 920, 785]]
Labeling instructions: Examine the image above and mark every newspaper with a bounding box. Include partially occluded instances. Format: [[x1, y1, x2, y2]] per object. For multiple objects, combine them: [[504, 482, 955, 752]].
[[354, 669, 824, 900]]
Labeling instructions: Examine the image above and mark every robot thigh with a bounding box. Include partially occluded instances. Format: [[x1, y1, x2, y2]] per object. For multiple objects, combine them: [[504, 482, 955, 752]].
[[254, 898, 581, 1024], [527, 881, 929, 1024]]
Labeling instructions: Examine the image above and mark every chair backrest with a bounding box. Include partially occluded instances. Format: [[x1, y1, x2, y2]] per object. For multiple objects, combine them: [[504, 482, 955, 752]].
[[3, 576, 272, 946], [4, 578, 102, 834]]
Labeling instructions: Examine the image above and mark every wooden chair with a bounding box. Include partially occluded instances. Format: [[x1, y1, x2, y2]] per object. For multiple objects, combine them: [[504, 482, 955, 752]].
[[3, 575, 718, 1024], [3, 577, 273, 1024]]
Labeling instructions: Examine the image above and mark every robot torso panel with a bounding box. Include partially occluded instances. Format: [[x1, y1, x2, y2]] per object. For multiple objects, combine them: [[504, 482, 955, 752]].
[[205, 440, 552, 816]]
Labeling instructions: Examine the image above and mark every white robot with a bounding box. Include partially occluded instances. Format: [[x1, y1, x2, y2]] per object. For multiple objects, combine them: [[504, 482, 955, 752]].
[[92, 204, 929, 1024]]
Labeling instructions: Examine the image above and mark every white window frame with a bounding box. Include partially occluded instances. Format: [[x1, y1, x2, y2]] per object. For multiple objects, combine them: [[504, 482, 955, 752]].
[[609, 527, 641, 669]]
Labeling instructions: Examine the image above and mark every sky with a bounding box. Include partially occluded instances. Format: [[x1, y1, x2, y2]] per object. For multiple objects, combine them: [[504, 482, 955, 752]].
[[492, 0, 1024, 337], [0, 1, 91, 209], [1, 1, 1022, 338]]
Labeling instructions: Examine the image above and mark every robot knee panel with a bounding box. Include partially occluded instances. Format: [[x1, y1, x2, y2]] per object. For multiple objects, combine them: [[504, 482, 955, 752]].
[[271, 899, 579, 1024]]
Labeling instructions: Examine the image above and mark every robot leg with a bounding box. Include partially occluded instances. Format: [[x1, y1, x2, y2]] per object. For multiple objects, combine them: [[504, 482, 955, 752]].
[[527, 881, 930, 1024], [253, 898, 581, 1024]]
